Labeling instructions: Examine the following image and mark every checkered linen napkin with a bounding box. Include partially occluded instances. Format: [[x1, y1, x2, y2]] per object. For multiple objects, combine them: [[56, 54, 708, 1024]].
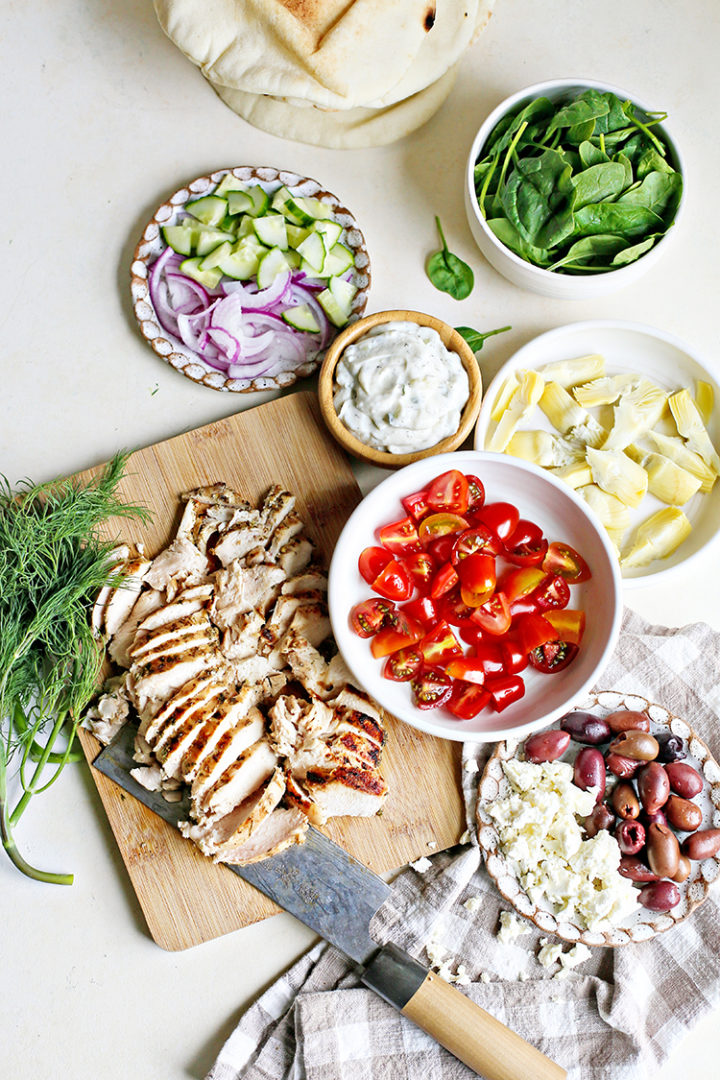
[[207, 610, 720, 1080]]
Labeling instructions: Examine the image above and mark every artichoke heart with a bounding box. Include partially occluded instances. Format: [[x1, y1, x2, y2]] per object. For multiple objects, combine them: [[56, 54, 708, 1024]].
[[490, 374, 519, 422], [668, 389, 720, 474], [487, 370, 545, 452], [695, 380, 714, 427], [648, 431, 717, 493], [586, 447, 648, 508], [550, 460, 594, 489], [601, 379, 668, 451], [573, 373, 639, 408], [506, 430, 584, 468], [627, 448, 701, 505], [621, 507, 692, 568], [538, 353, 605, 388], [578, 484, 632, 531], [539, 382, 606, 447]]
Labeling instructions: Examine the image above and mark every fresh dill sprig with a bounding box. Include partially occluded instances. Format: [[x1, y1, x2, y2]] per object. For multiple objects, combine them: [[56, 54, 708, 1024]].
[[0, 452, 149, 885]]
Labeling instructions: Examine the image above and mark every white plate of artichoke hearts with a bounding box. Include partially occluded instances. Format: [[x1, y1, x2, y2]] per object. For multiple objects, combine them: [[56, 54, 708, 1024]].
[[474, 319, 720, 585]]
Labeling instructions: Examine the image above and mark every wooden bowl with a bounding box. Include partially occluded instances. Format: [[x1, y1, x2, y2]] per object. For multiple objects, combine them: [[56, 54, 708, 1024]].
[[317, 309, 482, 468]]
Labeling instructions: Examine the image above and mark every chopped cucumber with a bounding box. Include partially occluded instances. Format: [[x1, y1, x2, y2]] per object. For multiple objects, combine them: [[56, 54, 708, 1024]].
[[218, 236, 267, 280], [329, 275, 357, 307], [186, 195, 228, 227], [285, 249, 301, 269], [194, 227, 236, 256], [199, 240, 233, 271], [215, 173, 251, 197], [296, 232, 326, 272], [179, 257, 223, 289], [256, 247, 291, 289], [313, 220, 343, 249], [282, 304, 320, 333], [245, 185, 270, 217], [253, 214, 288, 250], [286, 224, 311, 249], [271, 185, 314, 226], [294, 195, 333, 221], [318, 276, 356, 326], [322, 242, 354, 277], [162, 224, 196, 256], [227, 189, 254, 215]]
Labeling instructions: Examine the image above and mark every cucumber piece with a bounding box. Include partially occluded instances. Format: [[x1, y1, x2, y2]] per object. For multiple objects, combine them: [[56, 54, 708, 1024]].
[[282, 304, 320, 333], [245, 185, 270, 217], [179, 257, 223, 289], [313, 219, 343, 249], [256, 247, 291, 289], [286, 224, 311, 249], [299, 258, 325, 279], [199, 240, 233, 271], [234, 215, 256, 239], [215, 173, 250, 197], [284, 249, 301, 270], [296, 232, 326, 272], [322, 242, 354, 277], [219, 214, 239, 234], [329, 275, 357, 307], [271, 185, 314, 226], [162, 224, 196, 256], [253, 214, 288, 250], [227, 189, 254, 215], [186, 195, 228, 226], [294, 195, 333, 221], [317, 288, 350, 327], [194, 226, 236, 256], [218, 236, 267, 280]]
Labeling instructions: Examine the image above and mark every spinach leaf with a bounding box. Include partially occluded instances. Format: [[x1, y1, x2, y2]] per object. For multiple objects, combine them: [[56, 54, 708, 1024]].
[[637, 147, 675, 179], [455, 324, 511, 351], [611, 234, 659, 266], [615, 152, 634, 190], [579, 140, 609, 168], [593, 92, 630, 134], [501, 149, 576, 248], [548, 235, 628, 271], [426, 216, 474, 299], [573, 202, 664, 237], [545, 95, 609, 137], [617, 170, 682, 220], [572, 161, 627, 209], [487, 218, 551, 266]]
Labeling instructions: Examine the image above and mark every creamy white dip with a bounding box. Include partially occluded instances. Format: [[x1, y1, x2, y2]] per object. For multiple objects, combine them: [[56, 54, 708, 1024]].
[[333, 321, 469, 454]]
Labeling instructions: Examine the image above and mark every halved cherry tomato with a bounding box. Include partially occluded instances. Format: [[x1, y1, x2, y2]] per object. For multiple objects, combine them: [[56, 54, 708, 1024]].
[[504, 519, 548, 567], [543, 542, 591, 583], [401, 489, 430, 523], [514, 611, 560, 654], [411, 666, 453, 709], [457, 622, 486, 648], [372, 558, 413, 602], [545, 609, 585, 645], [447, 681, 490, 719], [471, 642, 505, 676], [458, 552, 496, 608], [378, 516, 422, 555], [358, 545, 391, 585], [499, 566, 546, 604], [370, 614, 424, 658], [498, 635, 529, 674], [436, 589, 476, 627], [465, 474, 486, 512], [350, 598, 397, 638], [417, 620, 463, 666], [445, 657, 486, 685], [418, 512, 468, 541], [430, 562, 459, 599], [426, 533, 458, 565], [533, 573, 571, 611], [470, 592, 511, 636], [383, 648, 423, 682], [401, 596, 439, 629], [528, 640, 579, 673], [485, 674, 525, 711], [426, 470, 469, 515], [474, 501, 520, 542], [451, 524, 503, 564], [403, 551, 435, 593]]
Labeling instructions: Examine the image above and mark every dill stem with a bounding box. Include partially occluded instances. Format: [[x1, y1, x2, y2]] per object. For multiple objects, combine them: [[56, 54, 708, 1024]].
[[0, 746, 73, 884], [11, 711, 67, 826]]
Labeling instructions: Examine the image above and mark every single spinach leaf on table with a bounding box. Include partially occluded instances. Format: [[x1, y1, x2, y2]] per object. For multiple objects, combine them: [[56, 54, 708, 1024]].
[[426, 216, 474, 299], [571, 161, 627, 209], [455, 325, 512, 351], [573, 202, 664, 238], [501, 148, 576, 249]]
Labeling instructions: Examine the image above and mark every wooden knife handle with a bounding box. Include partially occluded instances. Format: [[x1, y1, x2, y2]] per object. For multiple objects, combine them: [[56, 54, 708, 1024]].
[[361, 943, 566, 1080]]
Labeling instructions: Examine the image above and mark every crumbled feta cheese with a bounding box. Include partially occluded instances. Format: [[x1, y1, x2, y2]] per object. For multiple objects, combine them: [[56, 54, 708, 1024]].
[[454, 965, 472, 986], [518, 971, 529, 981], [480, 972, 491, 984], [560, 943, 592, 970], [553, 967, 571, 981], [464, 758, 480, 774], [487, 760, 640, 931], [497, 910, 529, 944], [427, 840, 437, 849], [463, 895, 483, 913], [410, 856, 433, 873], [459, 829, 471, 844], [537, 941, 564, 968]]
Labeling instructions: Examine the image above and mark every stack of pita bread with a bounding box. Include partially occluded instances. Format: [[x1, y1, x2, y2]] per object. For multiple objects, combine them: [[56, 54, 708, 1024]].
[[154, 0, 496, 148]]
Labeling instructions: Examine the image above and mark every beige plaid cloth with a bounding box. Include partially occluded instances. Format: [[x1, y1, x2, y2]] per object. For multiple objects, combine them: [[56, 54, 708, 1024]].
[[207, 611, 720, 1080]]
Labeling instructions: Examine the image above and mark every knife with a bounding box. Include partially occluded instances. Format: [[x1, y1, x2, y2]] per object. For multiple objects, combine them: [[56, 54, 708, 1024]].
[[93, 722, 565, 1080]]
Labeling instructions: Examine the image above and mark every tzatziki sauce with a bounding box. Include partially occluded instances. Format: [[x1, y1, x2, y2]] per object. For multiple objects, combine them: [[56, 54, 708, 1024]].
[[333, 321, 469, 454]]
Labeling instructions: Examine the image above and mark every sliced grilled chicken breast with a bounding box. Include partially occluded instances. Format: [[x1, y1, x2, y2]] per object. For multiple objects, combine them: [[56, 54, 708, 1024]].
[[214, 807, 308, 866], [195, 738, 278, 820]]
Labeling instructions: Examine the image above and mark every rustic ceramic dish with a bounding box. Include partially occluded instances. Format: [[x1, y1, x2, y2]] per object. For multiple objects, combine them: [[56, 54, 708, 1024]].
[[476, 691, 720, 946], [130, 165, 371, 392]]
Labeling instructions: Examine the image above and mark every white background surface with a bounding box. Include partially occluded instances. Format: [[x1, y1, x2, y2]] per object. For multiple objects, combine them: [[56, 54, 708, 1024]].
[[2, 1, 719, 1077]]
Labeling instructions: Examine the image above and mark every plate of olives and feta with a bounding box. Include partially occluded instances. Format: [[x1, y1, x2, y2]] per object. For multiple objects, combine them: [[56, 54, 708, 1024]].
[[477, 691, 720, 946]]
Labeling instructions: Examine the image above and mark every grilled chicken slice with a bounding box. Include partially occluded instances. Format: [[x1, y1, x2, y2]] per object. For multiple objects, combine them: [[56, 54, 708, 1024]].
[[194, 738, 278, 820], [136, 584, 213, 633], [212, 522, 269, 567], [281, 567, 328, 596], [277, 536, 313, 576], [179, 694, 263, 782], [212, 561, 286, 620], [130, 611, 215, 661], [108, 588, 166, 668], [214, 806, 308, 866], [92, 547, 152, 641], [142, 672, 221, 742], [129, 629, 222, 716], [181, 767, 286, 856], [282, 633, 331, 695], [189, 708, 267, 812], [153, 685, 229, 779], [259, 486, 296, 541], [217, 609, 264, 660], [144, 537, 209, 595], [260, 592, 325, 653], [266, 511, 305, 560], [301, 767, 388, 825]]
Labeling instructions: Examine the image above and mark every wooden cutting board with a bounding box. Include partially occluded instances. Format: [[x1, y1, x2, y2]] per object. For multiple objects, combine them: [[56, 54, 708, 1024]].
[[78, 392, 464, 951]]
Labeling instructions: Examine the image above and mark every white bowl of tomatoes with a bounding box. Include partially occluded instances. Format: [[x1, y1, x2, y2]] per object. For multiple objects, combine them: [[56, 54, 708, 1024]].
[[328, 451, 623, 742]]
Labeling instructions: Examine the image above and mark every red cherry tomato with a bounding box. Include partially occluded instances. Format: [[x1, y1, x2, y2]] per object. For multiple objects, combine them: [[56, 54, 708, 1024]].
[[401, 596, 439, 629], [445, 657, 487, 685], [426, 533, 458, 565], [485, 674, 525, 711], [417, 620, 463, 666], [446, 681, 490, 720], [403, 551, 435, 593], [545, 609, 585, 645], [464, 474, 486, 512], [436, 589, 476, 627], [401, 489, 430, 523], [451, 525, 503, 564], [370, 614, 424, 658], [418, 512, 468, 541], [514, 612, 560, 654], [430, 562, 459, 599], [474, 501, 520, 542], [411, 666, 453, 709], [383, 648, 423, 682], [372, 558, 413, 602], [350, 598, 397, 638], [457, 621, 486, 648], [458, 552, 496, 607], [470, 592, 511, 636], [426, 470, 470, 515], [503, 519, 549, 567], [499, 566, 546, 604], [533, 573, 571, 611], [378, 516, 422, 555], [498, 635, 529, 674], [542, 542, 592, 583], [528, 641, 579, 673], [358, 545, 391, 585], [471, 642, 506, 676]]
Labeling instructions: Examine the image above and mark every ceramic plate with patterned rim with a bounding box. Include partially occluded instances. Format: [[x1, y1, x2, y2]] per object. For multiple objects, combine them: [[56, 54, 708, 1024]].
[[130, 166, 371, 392], [476, 691, 720, 946]]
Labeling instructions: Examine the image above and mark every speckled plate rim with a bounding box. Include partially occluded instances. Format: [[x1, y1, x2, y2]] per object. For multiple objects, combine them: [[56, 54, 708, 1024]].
[[130, 165, 371, 393], [476, 691, 720, 947]]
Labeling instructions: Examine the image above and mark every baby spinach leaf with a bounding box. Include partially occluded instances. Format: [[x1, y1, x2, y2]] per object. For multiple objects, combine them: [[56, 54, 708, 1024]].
[[615, 152, 634, 190], [487, 218, 551, 266], [572, 161, 627, 209], [566, 119, 597, 145], [616, 170, 682, 220], [546, 95, 609, 137], [426, 216, 474, 299], [548, 235, 628, 271], [485, 97, 555, 158], [637, 148, 675, 179], [593, 92, 630, 134], [501, 149, 576, 248], [579, 140, 609, 168], [611, 234, 659, 266], [455, 324, 511, 351], [574, 202, 664, 237]]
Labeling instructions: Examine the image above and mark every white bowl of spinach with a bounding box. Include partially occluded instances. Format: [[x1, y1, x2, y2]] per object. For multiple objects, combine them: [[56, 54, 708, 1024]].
[[464, 79, 684, 298]]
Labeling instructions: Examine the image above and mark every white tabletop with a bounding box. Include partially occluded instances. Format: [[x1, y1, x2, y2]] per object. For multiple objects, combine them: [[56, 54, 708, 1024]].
[[2, 1, 719, 1077]]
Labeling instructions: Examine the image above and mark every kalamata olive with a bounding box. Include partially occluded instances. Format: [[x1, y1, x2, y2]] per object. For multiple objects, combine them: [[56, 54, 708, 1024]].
[[611, 781, 640, 820], [637, 762, 670, 813], [664, 794, 703, 832], [681, 829, 720, 860], [664, 761, 703, 798], [618, 855, 658, 882], [524, 729, 571, 764], [655, 732, 686, 763], [671, 854, 692, 884], [574, 747, 606, 802], [615, 820, 646, 855], [605, 709, 651, 734], [638, 880, 681, 911], [605, 752, 641, 779], [584, 803, 615, 837], [639, 808, 667, 829], [608, 730, 659, 762], [560, 711, 611, 745], [646, 822, 680, 878]]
